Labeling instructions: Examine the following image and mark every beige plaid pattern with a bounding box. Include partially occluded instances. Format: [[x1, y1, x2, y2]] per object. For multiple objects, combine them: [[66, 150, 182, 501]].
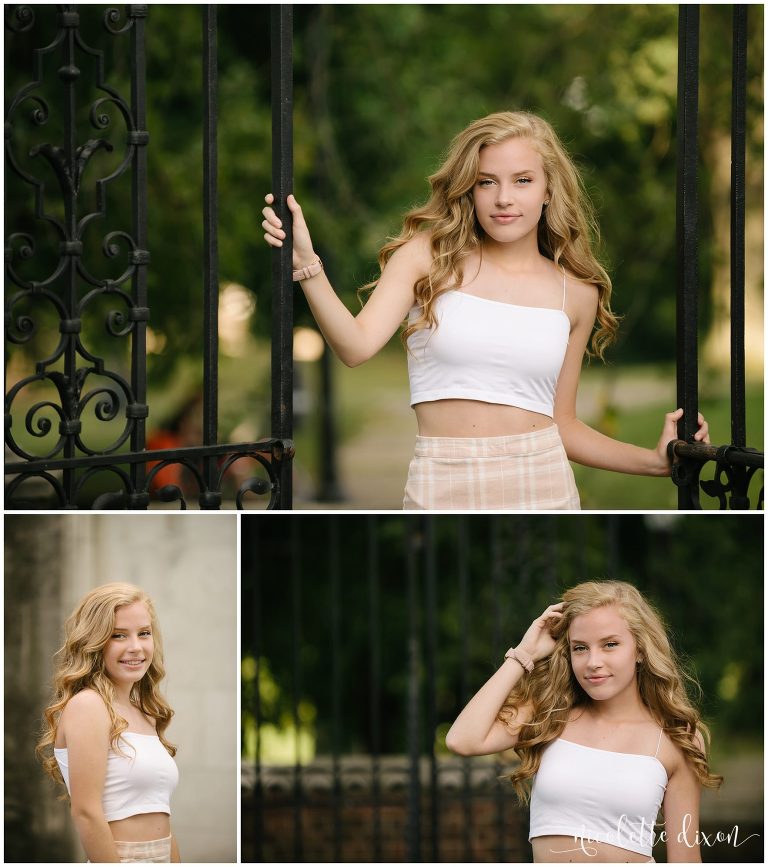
[[403, 425, 580, 511], [114, 836, 172, 863]]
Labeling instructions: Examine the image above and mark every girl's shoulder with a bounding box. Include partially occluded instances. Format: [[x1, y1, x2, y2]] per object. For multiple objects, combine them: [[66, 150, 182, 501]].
[[391, 229, 434, 265], [659, 727, 706, 777], [379, 231, 434, 291], [61, 688, 110, 725], [563, 268, 599, 300], [58, 689, 111, 747], [562, 269, 599, 322]]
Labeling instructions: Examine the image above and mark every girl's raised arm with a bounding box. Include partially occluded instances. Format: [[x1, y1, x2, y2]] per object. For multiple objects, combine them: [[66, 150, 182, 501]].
[[263, 193, 429, 367], [60, 690, 120, 863], [445, 603, 563, 757]]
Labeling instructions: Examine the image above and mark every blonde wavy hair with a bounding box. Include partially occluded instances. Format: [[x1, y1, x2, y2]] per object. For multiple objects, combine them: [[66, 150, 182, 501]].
[[361, 110, 619, 359], [36, 582, 176, 791], [499, 580, 722, 803]]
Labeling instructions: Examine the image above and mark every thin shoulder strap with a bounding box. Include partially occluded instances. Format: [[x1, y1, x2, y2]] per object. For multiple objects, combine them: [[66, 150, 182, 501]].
[[561, 265, 567, 310], [654, 727, 664, 758]]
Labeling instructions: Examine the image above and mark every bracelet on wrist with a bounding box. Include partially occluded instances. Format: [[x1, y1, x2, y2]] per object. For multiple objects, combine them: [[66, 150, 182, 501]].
[[292, 256, 323, 283], [504, 646, 535, 673]]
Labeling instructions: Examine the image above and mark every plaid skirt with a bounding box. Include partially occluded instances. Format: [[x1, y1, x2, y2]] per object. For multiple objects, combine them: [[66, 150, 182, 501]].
[[114, 836, 172, 863], [402, 425, 580, 511]]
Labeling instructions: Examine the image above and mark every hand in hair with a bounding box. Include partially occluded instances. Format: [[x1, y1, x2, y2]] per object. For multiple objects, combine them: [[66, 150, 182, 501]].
[[444, 603, 564, 757], [516, 602, 564, 663], [262, 193, 317, 271]]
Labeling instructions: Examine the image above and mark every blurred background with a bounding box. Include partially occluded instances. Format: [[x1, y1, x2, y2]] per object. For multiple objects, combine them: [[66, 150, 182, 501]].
[[241, 512, 763, 862], [4, 514, 238, 863], [5, 4, 763, 508]]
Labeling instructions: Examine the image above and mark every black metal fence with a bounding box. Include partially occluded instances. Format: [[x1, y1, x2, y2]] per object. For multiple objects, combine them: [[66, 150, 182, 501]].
[[4, 4, 293, 509], [241, 514, 764, 862], [670, 5, 763, 509]]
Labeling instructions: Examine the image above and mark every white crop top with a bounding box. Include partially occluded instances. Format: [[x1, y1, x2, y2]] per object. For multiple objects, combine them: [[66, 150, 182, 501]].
[[54, 731, 179, 823], [529, 735, 668, 857], [406, 274, 570, 417]]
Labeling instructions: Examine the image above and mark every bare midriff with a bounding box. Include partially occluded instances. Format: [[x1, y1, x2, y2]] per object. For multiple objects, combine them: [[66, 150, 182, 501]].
[[414, 399, 554, 438], [109, 812, 170, 842], [531, 836, 652, 863]]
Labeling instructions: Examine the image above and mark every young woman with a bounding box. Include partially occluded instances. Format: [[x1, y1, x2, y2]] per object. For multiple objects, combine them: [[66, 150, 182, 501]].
[[262, 110, 709, 509], [37, 583, 180, 863], [445, 580, 722, 863]]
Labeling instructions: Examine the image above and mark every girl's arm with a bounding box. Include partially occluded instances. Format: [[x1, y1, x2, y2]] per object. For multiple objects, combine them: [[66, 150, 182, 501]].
[[170, 832, 181, 863], [61, 690, 120, 863], [660, 737, 704, 862], [554, 278, 708, 475], [445, 603, 564, 756], [445, 656, 532, 756], [263, 194, 429, 367]]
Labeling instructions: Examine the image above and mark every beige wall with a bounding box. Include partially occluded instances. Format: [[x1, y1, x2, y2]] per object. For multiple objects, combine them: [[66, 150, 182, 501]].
[[5, 513, 238, 863]]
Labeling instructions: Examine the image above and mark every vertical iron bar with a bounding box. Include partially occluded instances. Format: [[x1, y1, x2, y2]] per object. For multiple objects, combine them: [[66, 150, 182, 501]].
[[249, 521, 264, 862], [270, 5, 294, 509], [515, 516, 534, 860], [491, 517, 507, 862], [318, 342, 342, 501], [607, 513, 620, 576], [201, 6, 220, 505], [424, 517, 439, 862], [290, 520, 304, 861], [329, 517, 342, 861], [543, 519, 558, 595], [368, 516, 382, 862], [62, 7, 77, 506], [675, 4, 701, 508], [730, 5, 747, 449], [406, 520, 422, 863], [129, 4, 149, 502], [458, 517, 473, 861]]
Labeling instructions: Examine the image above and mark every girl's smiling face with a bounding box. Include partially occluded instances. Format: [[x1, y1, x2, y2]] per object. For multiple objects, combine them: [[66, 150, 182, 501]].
[[102, 601, 154, 690], [568, 604, 642, 702], [472, 137, 550, 245]]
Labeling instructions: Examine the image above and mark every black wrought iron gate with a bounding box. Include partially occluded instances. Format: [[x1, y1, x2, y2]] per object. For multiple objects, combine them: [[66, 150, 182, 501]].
[[4, 5, 764, 510], [4, 4, 294, 509], [669, 5, 763, 509]]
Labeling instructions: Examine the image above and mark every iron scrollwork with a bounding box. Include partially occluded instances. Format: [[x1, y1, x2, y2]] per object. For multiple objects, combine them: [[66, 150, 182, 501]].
[[5, 6, 288, 509], [668, 440, 764, 510], [5, 438, 294, 510]]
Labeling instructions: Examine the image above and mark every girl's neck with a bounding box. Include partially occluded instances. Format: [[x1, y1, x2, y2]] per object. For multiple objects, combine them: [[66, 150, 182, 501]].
[[481, 237, 544, 271], [112, 684, 134, 707], [585, 682, 648, 723]]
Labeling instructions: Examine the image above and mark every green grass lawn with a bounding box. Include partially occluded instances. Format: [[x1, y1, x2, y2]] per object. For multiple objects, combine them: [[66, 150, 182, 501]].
[[573, 384, 764, 510]]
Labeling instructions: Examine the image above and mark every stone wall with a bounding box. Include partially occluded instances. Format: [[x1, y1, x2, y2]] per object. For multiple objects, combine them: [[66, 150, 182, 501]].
[[242, 756, 529, 862]]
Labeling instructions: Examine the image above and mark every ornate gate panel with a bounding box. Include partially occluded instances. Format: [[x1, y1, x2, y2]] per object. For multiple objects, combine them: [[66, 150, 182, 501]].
[[5, 4, 293, 509]]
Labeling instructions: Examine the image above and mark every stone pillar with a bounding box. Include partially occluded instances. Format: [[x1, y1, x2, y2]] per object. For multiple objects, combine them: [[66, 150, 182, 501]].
[[5, 515, 77, 862]]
